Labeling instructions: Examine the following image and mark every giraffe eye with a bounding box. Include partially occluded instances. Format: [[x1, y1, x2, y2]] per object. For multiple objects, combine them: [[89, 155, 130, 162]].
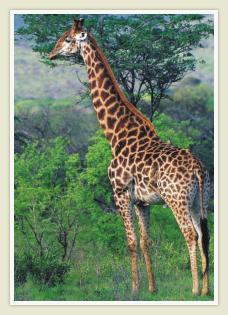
[[65, 37, 71, 43]]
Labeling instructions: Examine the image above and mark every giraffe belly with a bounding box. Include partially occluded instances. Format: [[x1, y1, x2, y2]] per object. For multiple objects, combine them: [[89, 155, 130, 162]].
[[134, 185, 163, 205]]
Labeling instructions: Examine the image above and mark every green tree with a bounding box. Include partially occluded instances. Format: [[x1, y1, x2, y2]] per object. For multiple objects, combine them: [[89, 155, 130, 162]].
[[17, 14, 213, 119], [14, 135, 125, 287], [14, 99, 98, 156], [159, 83, 214, 178]]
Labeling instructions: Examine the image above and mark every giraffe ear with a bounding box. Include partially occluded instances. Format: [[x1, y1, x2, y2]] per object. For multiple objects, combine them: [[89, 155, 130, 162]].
[[73, 18, 84, 31], [78, 18, 84, 27]]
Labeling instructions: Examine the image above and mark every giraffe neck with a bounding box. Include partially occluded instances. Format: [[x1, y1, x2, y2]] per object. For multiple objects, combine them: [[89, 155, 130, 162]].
[[80, 34, 157, 153]]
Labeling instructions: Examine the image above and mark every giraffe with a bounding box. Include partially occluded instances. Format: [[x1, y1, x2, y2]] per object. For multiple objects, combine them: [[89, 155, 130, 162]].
[[49, 18, 211, 296]]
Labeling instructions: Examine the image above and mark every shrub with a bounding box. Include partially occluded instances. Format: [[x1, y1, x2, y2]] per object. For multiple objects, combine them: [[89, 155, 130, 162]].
[[14, 138, 81, 286]]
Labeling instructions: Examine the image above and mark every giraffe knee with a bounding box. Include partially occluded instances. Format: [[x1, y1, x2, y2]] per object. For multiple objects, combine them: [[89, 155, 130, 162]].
[[128, 236, 137, 253], [183, 224, 198, 247], [140, 236, 149, 252], [185, 231, 198, 247]]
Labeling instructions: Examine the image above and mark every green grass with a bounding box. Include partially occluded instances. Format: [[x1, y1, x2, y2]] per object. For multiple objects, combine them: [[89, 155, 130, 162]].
[[15, 262, 214, 302], [15, 206, 214, 302]]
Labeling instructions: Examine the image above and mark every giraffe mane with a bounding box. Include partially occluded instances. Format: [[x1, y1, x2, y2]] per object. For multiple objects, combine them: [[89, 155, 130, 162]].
[[88, 34, 157, 134]]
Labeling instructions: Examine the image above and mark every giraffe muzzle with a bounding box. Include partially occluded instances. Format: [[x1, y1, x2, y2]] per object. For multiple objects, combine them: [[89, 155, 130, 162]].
[[48, 51, 58, 60]]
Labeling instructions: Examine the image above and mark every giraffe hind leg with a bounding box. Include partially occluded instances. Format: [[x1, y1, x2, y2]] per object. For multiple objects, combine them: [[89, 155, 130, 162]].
[[190, 177, 210, 296], [166, 202, 200, 295], [191, 214, 210, 295], [182, 215, 199, 295]]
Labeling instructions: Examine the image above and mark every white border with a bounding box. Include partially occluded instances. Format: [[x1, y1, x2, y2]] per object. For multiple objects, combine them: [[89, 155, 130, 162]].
[[10, 9, 219, 306], [213, 9, 219, 306], [10, 9, 15, 307]]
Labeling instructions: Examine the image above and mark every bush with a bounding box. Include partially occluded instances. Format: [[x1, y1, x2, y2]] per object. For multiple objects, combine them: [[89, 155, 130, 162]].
[[15, 254, 29, 286], [15, 253, 70, 287], [154, 113, 195, 148]]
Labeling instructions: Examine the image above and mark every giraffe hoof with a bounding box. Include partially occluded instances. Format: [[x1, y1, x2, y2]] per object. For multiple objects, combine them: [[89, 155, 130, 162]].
[[149, 287, 156, 293], [201, 288, 210, 296], [149, 280, 156, 293], [132, 288, 139, 295], [192, 289, 200, 296], [132, 284, 139, 294]]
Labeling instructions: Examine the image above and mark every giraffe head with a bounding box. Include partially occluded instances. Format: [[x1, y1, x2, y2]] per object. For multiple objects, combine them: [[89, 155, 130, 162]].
[[48, 18, 87, 60]]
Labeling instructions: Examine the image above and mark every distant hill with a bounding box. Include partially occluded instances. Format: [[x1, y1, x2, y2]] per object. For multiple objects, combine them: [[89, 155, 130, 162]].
[[14, 41, 87, 100], [186, 36, 214, 85]]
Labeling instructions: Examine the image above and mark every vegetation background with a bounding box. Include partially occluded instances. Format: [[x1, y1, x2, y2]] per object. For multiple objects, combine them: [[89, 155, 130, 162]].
[[14, 13, 214, 301]]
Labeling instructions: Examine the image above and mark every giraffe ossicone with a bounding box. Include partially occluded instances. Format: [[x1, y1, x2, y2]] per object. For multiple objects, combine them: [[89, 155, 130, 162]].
[[49, 18, 210, 296]]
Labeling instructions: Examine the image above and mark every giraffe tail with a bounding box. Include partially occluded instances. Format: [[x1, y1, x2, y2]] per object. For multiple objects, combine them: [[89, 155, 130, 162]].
[[195, 167, 210, 275]]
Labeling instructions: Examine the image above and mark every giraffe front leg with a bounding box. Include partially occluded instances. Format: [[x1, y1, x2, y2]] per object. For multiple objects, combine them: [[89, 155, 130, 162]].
[[135, 204, 156, 293], [114, 190, 139, 293]]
